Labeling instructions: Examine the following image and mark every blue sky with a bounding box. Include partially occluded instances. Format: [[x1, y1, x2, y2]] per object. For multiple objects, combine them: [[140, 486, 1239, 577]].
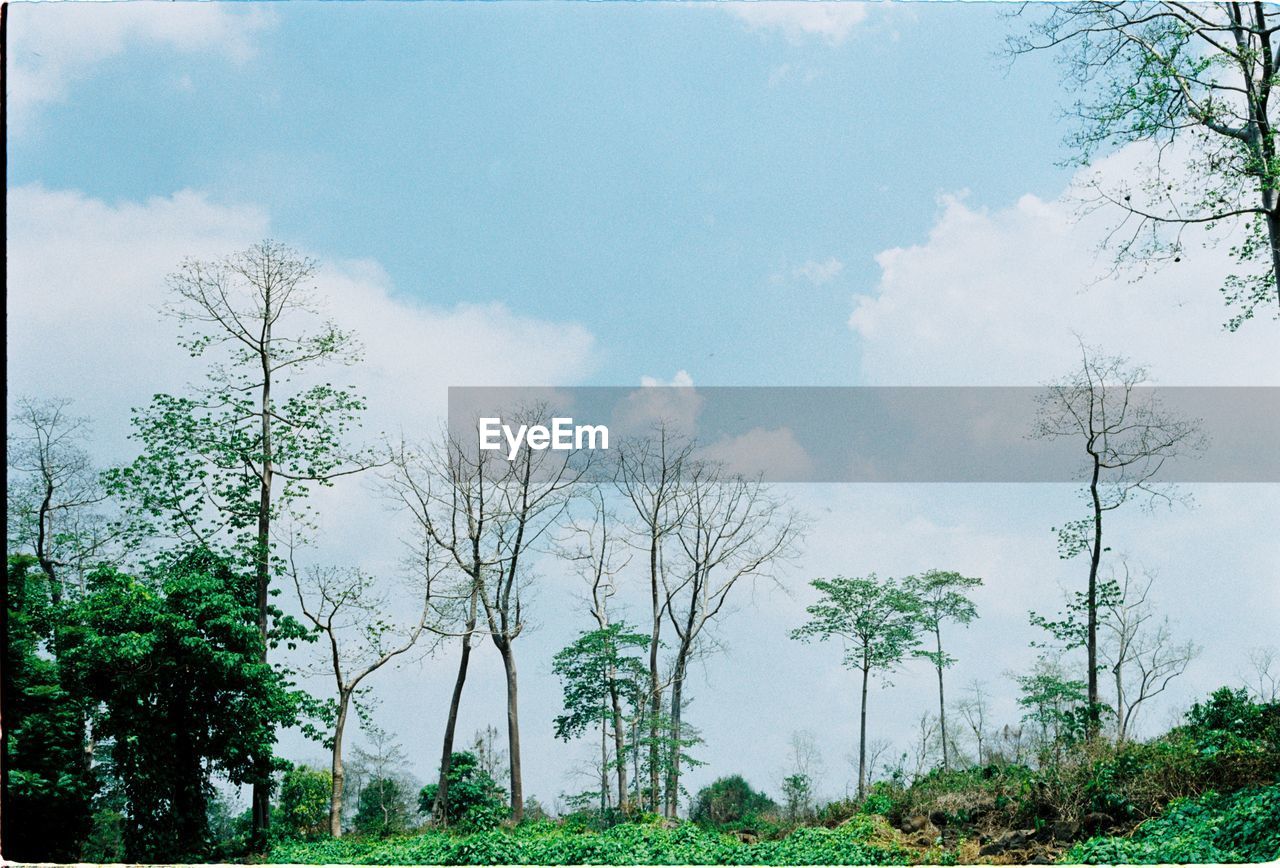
[[9, 2, 1072, 386], [8, 1, 1278, 812]]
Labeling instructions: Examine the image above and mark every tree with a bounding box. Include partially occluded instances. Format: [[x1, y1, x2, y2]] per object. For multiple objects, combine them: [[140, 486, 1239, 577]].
[[1098, 563, 1200, 741], [418, 752, 507, 832], [7, 397, 116, 598], [279, 766, 332, 841], [107, 241, 374, 843], [552, 624, 650, 815], [792, 574, 921, 799], [1033, 344, 1203, 732], [557, 487, 640, 811], [689, 775, 777, 829], [903, 569, 982, 770], [389, 412, 584, 822], [956, 680, 992, 766], [613, 425, 694, 812], [781, 731, 823, 823], [2, 555, 97, 861], [292, 558, 440, 836], [662, 461, 802, 815], [1245, 646, 1280, 701], [352, 779, 413, 838], [1013, 3, 1280, 329], [1017, 658, 1090, 765], [63, 549, 295, 861]]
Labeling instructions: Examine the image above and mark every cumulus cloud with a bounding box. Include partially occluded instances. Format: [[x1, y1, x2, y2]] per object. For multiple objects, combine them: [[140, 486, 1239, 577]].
[[725, 1, 869, 45], [6, 3, 276, 133], [850, 144, 1279, 386]]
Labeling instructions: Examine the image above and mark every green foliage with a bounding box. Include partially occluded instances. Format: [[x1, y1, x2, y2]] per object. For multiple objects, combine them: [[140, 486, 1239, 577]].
[[552, 623, 649, 742], [270, 814, 911, 865], [62, 548, 297, 861], [419, 751, 509, 832], [280, 766, 333, 840], [3, 556, 96, 861], [1063, 784, 1280, 864], [689, 775, 778, 830], [902, 570, 981, 671], [354, 777, 414, 838], [791, 575, 920, 677]]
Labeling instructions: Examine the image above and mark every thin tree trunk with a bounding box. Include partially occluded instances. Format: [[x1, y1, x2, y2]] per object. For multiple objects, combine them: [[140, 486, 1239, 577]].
[[934, 627, 949, 770], [433, 591, 478, 824], [1265, 208, 1280, 310], [666, 654, 687, 818], [609, 680, 628, 813], [1114, 663, 1126, 742], [1087, 455, 1103, 734], [252, 313, 275, 846], [330, 691, 351, 837], [647, 536, 661, 813], [858, 660, 870, 800], [499, 642, 524, 821]]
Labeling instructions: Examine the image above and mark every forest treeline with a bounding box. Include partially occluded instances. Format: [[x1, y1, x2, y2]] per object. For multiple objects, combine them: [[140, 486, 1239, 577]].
[[5, 241, 1279, 864]]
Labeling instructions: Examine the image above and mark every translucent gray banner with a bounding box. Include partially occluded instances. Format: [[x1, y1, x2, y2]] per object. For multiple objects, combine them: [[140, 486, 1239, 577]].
[[446, 386, 1279, 483]]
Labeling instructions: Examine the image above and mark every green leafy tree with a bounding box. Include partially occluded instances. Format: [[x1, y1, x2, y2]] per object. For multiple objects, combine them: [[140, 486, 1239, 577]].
[[903, 570, 982, 770], [552, 623, 650, 814], [353, 778, 413, 838], [106, 241, 374, 842], [689, 775, 777, 828], [792, 574, 920, 799], [279, 766, 333, 841], [418, 751, 508, 832], [63, 548, 296, 861], [2, 554, 97, 861], [1013, 3, 1280, 329], [1017, 659, 1091, 764], [781, 773, 815, 824]]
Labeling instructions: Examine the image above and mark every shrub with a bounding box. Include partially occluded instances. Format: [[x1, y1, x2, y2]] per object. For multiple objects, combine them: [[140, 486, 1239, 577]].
[[279, 766, 332, 840], [353, 777, 413, 838], [1063, 783, 1280, 864], [418, 751, 508, 832], [689, 774, 778, 830]]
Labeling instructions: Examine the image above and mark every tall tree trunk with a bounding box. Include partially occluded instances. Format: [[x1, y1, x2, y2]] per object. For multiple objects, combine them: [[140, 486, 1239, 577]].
[[433, 591, 478, 824], [498, 642, 524, 821], [1265, 207, 1280, 310], [1114, 662, 1126, 743], [666, 653, 688, 818], [647, 536, 661, 813], [252, 317, 275, 846], [330, 690, 351, 837], [934, 627, 949, 770], [858, 659, 870, 800], [608, 680, 629, 813], [1087, 455, 1103, 734]]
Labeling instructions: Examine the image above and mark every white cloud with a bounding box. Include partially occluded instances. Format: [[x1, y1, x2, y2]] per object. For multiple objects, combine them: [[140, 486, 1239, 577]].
[[6, 3, 275, 133], [698, 426, 815, 480], [6, 183, 598, 570], [851, 144, 1280, 386], [725, 1, 869, 45]]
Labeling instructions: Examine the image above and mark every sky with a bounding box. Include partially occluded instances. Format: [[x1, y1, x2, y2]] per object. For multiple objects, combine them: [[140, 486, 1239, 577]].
[[7, 1, 1279, 814]]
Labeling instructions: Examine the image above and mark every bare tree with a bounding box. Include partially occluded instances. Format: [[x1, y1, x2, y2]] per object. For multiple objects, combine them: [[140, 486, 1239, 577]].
[[291, 545, 444, 836], [908, 713, 941, 782], [1033, 342, 1204, 732], [1012, 3, 1280, 329], [1244, 646, 1280, 701], [558, 486, 636, 811], [7, 397, 115, 598], [662, 462, 803, 815], [1099, 562, 1201, 741], [957, 680, 992, 766], [614, 425, 693, 812], [390, 411, 584, 822]]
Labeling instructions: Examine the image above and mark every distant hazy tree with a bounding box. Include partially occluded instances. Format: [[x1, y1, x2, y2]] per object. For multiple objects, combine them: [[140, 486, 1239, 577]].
[[903, 570, 982, 769], [1013, 3, 1280, 328], [792, 574, 921, 798], [781, 731, 823, 822], [1033, 344, 1203, 733], [1245, 646, 1280, 701], [956, 680, 992, 765], [1099, 563, 1200, 741]]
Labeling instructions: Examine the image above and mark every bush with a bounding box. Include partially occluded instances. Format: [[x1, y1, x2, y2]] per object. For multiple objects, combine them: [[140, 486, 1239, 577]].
[[689, 775, 778, 831], [419, 752, 508, 832], [279, 766, 332, 840], [1063, 783, 1280, 864], [353, 777, 414, 838]]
